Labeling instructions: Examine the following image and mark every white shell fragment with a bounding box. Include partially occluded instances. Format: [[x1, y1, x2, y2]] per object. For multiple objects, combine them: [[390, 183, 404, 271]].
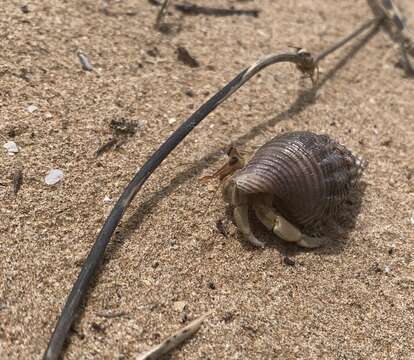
[[45, 169, 64, 185], [26, 104, 38, 113], [103, 195, 112, 203], [3, 141, 19, 155], [77, 51, 93, 71], [173, 301, 187, 312], [168, 117, 177, 125]]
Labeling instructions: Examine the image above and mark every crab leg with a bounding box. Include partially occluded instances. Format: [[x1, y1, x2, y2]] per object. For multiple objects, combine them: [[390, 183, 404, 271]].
[[231, 184, 265, 248], [252, 200, 325, 248]]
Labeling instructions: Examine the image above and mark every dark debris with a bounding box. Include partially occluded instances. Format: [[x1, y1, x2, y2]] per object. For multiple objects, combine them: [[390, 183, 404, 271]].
[[177, 47, 199, 68], [109, 118, 140, 137], [12, 168, 23, 195], [96, 138, 118, 157], [21, 4, 29, 14], [283, 256, 296, 267], [175, 3, 259, 17], [215, 219, 228, 238]]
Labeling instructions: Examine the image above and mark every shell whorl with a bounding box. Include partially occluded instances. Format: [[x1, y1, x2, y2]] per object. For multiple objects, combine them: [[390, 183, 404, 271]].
[[233, 131, 364, 228]]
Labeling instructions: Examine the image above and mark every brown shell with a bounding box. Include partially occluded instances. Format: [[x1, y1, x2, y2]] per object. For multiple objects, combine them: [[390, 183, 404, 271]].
[[233, 131, 364, 228]]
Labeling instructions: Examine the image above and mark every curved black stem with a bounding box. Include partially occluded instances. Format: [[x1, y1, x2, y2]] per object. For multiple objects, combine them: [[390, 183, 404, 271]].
[[43, 52, 315, 360], [316, 17, 380, 62]]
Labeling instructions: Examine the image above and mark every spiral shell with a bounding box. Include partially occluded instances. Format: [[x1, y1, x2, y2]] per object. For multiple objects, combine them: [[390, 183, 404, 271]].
[[232, 131, 365, 229]]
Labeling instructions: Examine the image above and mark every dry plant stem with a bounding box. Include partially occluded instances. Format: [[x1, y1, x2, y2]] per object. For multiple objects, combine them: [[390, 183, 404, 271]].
[[42, 51, 316, 360], [136, 314, 208, 360], [174, 3, 259, 17], [366, 0, 414, 74], [399, 41, 414, 74], [316, 17, 381, 62], [155, 0, 170, 30]]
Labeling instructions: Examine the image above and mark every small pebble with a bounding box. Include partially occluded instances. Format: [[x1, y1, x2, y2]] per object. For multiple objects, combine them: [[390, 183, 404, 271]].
[[207, 281, 216, 290], [185, 89, 194, 97], [26, 105, 38, 113], [283, 256, 296, 266], [173, 301, 187, 312], [207, 183, 216, 192], [3, 141, 19, 155], [45, 169, 64, 185], [168, 117, 177, 125], [384, 265, 391, 274], [103, 195, 112, 203], [215, 220, 228, 238]]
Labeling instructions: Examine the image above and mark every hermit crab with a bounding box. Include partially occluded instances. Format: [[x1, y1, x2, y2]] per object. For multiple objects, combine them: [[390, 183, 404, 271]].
[[207, 131, 365, 248]]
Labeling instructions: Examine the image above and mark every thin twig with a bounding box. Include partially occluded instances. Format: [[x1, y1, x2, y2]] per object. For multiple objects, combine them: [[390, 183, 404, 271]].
[[136, 314, 208, 360], [95, 138, 118, 157], [366, 0, 414, 74], [96, 309, 127, 318], [316, 17, 380, 62], [12, 168, 23, 195], [155, 0, 170, 30], [175, 3, 259, 17]]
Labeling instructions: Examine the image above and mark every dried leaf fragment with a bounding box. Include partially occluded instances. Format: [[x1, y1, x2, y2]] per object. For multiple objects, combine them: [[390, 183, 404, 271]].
[[177, 47, 199, 68], [136, 314, 208, 360], [12, 168, 23, 195]]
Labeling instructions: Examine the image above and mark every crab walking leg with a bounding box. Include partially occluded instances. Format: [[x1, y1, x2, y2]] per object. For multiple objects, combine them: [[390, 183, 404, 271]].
[[231, 185, 265, 248], [252, 202, 325, 248]]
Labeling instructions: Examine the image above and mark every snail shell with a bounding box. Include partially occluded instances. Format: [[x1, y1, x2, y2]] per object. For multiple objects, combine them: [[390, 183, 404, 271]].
[[232, 131, 365, 229]]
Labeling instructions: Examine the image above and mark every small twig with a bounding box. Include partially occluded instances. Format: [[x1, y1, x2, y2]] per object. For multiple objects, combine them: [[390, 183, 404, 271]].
[[316, 17, 381, 62], [136, 314, 208, 360], [177, 46, 199, 67], [175, 3, 259, 17], [155, 0, 170, 30], [96, 138, 118, 157], [215, 220, 228, 238], [96, 309, 127, 318], [12, 168, 23, 195]]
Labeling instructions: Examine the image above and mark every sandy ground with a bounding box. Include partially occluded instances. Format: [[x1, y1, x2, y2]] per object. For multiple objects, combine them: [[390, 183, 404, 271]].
[[1, 0, 413, 359]]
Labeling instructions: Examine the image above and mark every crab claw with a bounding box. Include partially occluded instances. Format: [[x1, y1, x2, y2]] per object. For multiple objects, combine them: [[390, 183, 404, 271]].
[[227, 178, 264, 248]]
